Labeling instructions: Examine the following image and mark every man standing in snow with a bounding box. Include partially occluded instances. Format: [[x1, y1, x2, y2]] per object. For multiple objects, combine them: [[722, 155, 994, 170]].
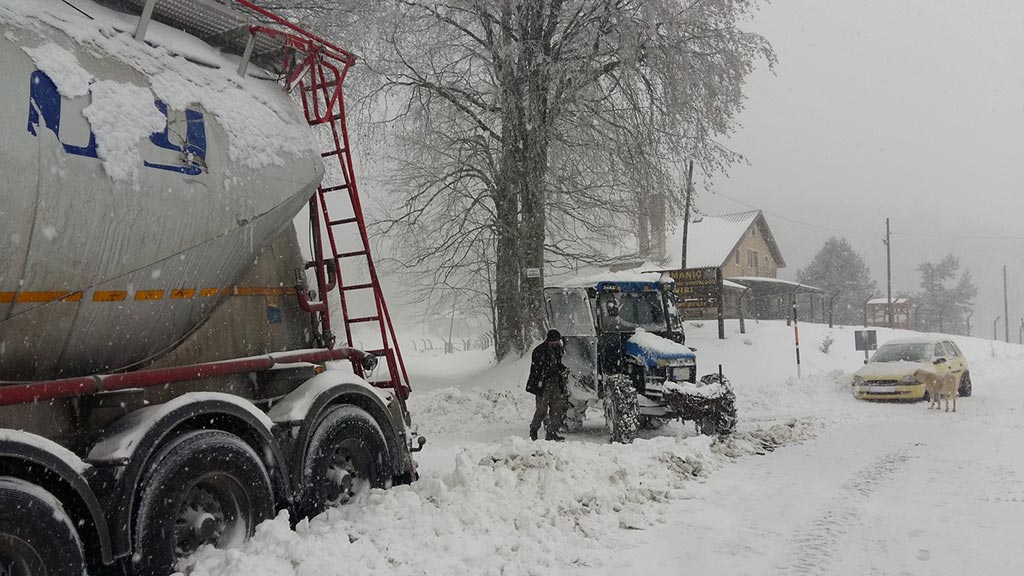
[[526, 329, 569, 441]]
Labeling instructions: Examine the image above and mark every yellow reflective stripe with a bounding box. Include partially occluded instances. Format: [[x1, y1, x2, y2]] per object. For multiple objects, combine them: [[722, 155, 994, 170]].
[[134, 290, 165, 301], [93, 291, 127, 302], [1, 286, 294, 303]]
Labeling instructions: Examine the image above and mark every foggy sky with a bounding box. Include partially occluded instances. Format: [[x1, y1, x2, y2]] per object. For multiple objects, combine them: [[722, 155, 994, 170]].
[[702, 0, 1024, 339]]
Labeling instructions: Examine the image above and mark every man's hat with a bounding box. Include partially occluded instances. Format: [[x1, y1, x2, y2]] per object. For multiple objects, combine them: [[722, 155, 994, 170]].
[[546, 329, 562, 342]]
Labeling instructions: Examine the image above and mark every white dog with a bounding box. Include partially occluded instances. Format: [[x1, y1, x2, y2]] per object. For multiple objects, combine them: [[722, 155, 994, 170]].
[[914, 368, 957, 412]]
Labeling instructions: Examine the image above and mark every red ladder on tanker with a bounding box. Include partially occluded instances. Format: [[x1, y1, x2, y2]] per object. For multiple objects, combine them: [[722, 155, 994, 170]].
[[240, 2, 410, 398]]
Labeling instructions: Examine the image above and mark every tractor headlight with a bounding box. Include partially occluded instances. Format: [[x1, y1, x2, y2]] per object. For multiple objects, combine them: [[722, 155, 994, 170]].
[[669, 366, 694, 383]]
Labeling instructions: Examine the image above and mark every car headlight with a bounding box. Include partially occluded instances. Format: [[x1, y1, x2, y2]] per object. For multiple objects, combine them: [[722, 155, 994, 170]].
[[900, 374, 917, 384], [852, 376, 865, 386]]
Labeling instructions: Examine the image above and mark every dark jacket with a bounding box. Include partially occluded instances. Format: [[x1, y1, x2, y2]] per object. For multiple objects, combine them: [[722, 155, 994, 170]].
[[525, 341, 565, 395]]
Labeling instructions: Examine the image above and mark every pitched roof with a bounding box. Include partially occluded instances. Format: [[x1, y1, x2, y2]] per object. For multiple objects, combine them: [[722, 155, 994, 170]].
[[665, 210, 786, 269]]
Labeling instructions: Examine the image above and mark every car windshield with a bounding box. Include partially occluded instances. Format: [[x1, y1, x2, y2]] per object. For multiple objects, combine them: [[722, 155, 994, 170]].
[[597, 290, 668, 332], [871, 343, 931, 363]]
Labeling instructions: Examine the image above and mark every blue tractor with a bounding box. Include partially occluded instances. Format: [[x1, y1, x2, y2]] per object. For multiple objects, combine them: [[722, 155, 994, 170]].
[[545, 274, 736, 443]]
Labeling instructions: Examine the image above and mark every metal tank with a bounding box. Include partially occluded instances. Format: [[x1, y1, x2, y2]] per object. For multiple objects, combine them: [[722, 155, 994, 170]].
[[0, 3, 325, 380]]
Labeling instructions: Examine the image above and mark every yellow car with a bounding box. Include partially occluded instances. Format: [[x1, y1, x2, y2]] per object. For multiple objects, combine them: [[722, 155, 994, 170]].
[[852, 337, 972, 401]]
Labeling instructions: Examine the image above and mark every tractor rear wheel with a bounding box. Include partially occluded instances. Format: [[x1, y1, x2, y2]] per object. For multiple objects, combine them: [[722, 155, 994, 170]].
[[604, 374, 639, 444]]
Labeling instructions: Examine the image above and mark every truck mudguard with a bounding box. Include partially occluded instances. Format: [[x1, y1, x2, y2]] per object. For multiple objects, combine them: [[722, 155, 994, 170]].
[[85, 393, 291, 559], [0, 431, 113, 565], [268, 372, 412, 486]]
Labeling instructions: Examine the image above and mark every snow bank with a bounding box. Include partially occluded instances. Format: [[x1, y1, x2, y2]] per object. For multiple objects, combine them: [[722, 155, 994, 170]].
[[181, 435, 720, 576], [412, 387, 534, 436]]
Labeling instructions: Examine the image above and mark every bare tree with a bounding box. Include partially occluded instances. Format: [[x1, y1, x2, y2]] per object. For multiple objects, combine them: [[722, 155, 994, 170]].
[[273, 0, 774, 358]]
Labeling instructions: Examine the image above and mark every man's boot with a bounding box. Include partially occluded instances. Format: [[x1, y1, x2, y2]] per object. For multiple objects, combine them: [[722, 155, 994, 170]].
[[529, 428, 538, 441], [545, 432, 565, 442]]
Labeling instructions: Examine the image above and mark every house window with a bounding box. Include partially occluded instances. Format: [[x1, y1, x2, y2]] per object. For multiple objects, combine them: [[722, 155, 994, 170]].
[[747, 250, 759, 273], [735, 250, 740, 265]]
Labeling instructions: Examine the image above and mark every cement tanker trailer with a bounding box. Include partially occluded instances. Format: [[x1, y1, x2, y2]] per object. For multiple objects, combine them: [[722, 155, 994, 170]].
[[0, 1, 421, 575]]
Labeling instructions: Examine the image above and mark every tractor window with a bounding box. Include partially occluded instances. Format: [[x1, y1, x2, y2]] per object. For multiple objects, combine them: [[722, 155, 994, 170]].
[[545, 290, 596, 336], [597, 291, 667, 333]]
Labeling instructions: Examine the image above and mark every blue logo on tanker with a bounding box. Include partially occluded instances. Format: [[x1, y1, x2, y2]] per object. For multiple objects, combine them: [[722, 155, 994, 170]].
[[26, 70, 208, 176]]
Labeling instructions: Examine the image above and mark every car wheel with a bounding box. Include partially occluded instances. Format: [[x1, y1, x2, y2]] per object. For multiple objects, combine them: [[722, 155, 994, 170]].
[[301, 405, 392, 519], [131, 430, 275, 576], [0, 477, 86, 576], [959, 372, 972, 397]]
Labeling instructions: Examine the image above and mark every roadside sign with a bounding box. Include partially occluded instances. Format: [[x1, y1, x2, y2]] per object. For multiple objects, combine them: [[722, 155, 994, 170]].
[[854, 330, 877, 352], [667, 267, 725, 339], [525, 267, 541, 279], [668, 267, 721, 312]]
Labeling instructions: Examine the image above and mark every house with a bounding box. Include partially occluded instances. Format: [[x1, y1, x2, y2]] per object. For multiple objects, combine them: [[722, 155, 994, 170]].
[[866, 297, 913, 329], [665, 210, 822, 320]]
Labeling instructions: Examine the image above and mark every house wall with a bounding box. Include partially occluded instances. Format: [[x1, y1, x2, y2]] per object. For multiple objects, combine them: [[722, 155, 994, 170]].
[[720, 222, 780, 278]]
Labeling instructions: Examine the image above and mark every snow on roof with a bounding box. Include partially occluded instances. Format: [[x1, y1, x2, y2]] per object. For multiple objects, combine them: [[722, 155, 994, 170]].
[[882, 336, 948, 345], [868, 298, 910, 305], [728, 276, 824, 293], [666, 210, 760, 268], [559, 269, 671, 287]]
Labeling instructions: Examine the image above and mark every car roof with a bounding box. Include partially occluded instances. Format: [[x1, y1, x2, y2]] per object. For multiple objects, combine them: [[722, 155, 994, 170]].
[[881, 336, 949, 345]]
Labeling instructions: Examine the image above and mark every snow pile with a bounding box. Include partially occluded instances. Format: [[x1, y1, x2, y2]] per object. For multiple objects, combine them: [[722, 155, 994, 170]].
[[412, 387, 534, 436], [22, 42, 92, 97], [82, 80, 165, 184], [627, 328, 695, 358], [181, 435, 717, 576], [665, 379, 725, 398]]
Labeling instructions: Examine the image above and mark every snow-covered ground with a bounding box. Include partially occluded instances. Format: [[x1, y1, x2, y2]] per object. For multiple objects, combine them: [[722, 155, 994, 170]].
[[182, 320, 1024, 575]]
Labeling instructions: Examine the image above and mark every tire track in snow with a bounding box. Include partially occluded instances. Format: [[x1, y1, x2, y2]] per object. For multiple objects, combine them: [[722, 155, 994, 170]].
[[776, 449, 914, 576]]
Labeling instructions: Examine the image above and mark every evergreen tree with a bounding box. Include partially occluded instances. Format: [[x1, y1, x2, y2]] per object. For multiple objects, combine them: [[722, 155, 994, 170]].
[[914, 255, 976, 334], [797, 237, 878, 325]]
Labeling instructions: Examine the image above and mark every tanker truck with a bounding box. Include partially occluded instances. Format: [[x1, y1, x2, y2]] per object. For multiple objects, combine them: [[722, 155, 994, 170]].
[[0, 1, 422, 575]]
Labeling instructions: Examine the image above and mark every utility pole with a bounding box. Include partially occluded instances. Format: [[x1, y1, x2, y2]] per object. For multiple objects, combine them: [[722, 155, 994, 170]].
[[680, 160, 694, 269], [1004, 265, 1009, 343], [884, 218, 893, 329]]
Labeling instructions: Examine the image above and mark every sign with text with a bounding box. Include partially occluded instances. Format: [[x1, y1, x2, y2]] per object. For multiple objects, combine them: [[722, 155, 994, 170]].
[[668, 267, 722, 313]]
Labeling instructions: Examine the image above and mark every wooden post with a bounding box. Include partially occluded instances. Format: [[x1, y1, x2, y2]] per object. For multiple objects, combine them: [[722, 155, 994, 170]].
[[717, 268, 725, 340], [739, 288, 747, 335], [681, 160, 694, 268]]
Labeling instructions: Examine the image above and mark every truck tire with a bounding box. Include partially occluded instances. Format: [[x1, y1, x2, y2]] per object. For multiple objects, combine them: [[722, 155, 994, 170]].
[[604, 374, 639, 444], [131, 430, 275, 576], [0, 477, 86, 576], [696, 373, 737, 436], [301, 405, 392, 519]]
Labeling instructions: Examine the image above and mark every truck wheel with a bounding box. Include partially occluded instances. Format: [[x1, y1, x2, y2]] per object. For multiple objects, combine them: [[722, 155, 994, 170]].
[[302, 405, 391, 519], [0, 478, 85, 576], [131, 430, 274, 576], [696, 373, 738, 436], [603, 374, 639, 444]]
